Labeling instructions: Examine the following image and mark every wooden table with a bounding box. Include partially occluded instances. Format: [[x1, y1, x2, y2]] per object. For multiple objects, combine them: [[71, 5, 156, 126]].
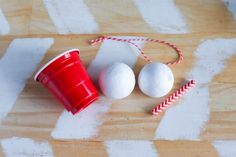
[[0, 0, 236, 156]]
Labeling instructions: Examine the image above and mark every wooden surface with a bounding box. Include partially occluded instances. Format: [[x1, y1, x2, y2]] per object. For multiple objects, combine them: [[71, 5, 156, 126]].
[[0, 0, 236, 157]]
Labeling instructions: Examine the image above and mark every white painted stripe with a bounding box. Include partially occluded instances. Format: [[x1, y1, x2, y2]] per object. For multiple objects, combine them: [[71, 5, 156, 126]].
[[43, 0, 99, 34], [0, 8, 10, 35], [213, 140, 236, 157], [51, 36, 145, 139], [87, 36, 145, 85], [0, 38, 54, 121], [223, 0, 236, 20], [155, 38, 236, 140], [51, 97, 111, 139], [1, 137, 54, 157], [133, 0, 188, 34], [105, 140, 159, 157]]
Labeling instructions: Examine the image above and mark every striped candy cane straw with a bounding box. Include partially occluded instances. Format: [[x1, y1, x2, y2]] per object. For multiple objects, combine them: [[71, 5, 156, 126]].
[[152, 80, 196, 115], [90, 36, 184, 66]]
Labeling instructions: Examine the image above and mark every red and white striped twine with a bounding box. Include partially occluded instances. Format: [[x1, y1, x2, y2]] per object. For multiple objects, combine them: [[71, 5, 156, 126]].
[[152, 80, 196, 116], [90, 36, 184, 66]]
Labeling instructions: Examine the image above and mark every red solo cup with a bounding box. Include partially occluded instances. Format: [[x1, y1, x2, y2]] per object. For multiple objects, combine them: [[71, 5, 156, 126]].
[[34, 49, 99, 114]]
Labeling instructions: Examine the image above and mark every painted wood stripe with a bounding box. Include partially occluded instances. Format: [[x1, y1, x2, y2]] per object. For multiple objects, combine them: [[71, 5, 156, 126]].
[[1, 137, 54, 157], [51, 97, 112, 139], [43, 0, 99, 34], [213, 140, 236, 157], [155, 38, 236, 140], [223, 0, 236, 20], [105, 140, 159, 157], [133, 0, 188, 34], [0, 38, 54, 121], [0, 8, 10, 35]]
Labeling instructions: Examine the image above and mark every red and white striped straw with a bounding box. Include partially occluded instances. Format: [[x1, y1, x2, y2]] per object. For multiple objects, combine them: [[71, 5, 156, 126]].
[[90, 36, 184, 66], [152, 80, 196, 115]]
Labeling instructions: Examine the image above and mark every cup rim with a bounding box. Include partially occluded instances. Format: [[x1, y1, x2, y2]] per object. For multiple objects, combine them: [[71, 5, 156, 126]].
[[34, 48, 80, 81]]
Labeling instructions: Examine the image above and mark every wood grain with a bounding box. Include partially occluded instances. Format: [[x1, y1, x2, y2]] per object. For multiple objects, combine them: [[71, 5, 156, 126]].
[[0, 0, 236, 156]]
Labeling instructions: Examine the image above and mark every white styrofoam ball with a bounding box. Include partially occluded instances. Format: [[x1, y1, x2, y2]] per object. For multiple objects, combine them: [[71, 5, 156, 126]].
[[138, 62, 174, 98], [99, 62, 135, 99]]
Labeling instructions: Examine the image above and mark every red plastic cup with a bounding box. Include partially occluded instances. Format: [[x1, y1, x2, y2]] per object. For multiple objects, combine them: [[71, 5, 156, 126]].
[[34, 49, 99, 114]]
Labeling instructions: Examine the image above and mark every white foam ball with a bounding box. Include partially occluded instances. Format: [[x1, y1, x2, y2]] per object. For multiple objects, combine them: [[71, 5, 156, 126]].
[[99, 62, 135, 99], [138, 62, 174, 98]]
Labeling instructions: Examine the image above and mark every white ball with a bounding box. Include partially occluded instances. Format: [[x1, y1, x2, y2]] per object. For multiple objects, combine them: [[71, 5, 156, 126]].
[[138, 62, 174, 98], [99, 62, 135, 99]]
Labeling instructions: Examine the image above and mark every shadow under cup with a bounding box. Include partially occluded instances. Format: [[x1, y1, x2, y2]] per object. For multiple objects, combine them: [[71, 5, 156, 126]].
[[34, 49, 99, 114]]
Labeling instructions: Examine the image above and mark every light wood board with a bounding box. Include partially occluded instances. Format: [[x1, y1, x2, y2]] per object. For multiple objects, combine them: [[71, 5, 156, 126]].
[[0, 0, 236, 156]]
